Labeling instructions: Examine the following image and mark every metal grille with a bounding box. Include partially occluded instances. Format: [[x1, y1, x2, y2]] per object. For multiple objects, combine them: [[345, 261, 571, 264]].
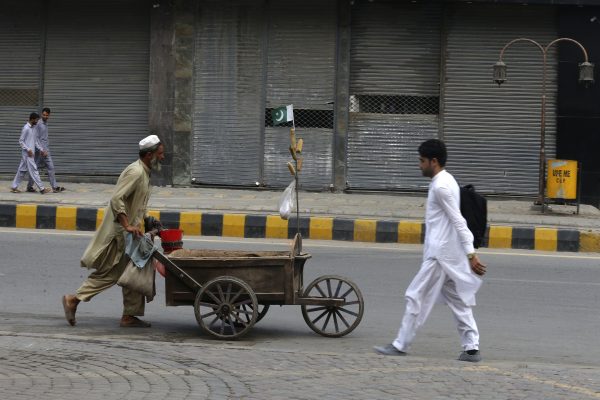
[[442, 3, 558, 196], [349, 95, 438, 115], [0, 0, 43, 174], [346, 0, 442, 191], [0, 89, 38, 107], [262, 0, 336, 190], [192, 0, 265, 186], [264, 108, 333, 129], [42, 0, 150, 176]]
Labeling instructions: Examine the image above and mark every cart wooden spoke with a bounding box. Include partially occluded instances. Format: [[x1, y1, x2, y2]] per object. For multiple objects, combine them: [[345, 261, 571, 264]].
[[194, 276, 258, 339], [300, 275, 364, 338]]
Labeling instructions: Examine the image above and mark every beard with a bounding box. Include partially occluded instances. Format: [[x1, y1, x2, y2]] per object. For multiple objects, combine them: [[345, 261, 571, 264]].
[[150, 155, 162, 172]]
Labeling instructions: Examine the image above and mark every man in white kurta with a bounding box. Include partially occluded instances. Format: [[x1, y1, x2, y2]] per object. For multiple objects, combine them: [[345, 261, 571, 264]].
[[375, 139, 486, 362]]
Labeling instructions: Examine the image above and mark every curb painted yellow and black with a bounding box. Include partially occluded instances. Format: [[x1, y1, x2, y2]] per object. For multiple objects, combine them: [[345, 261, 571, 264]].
[[1, 203, 599, 253]]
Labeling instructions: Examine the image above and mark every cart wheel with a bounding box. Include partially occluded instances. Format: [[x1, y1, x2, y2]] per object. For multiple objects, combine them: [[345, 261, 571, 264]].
[[235, 304, 270, 327], [301, 275, 364, 338], [194, 276, 258, 339]]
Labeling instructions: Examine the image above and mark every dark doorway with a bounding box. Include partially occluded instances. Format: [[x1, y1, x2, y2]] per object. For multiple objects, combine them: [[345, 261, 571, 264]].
[[557, 6, 600, 207]]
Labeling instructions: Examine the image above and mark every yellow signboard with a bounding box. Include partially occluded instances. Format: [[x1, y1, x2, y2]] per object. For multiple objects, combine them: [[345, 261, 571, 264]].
[[547, 159, 577, 200]]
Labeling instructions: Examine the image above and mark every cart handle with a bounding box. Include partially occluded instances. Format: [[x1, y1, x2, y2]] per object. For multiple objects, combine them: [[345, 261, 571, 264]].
[[152, 250, 202, 292]]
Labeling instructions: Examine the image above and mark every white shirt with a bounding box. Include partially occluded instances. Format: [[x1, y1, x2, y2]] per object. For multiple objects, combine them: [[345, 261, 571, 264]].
[[424, 169, 481, 305]]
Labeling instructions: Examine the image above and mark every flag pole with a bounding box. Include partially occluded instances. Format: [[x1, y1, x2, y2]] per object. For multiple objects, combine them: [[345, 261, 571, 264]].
[[291, 115, 300, 238]]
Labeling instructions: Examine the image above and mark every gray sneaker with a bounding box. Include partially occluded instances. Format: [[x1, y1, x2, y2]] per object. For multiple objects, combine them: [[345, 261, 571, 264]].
[[373, 344, 407, 356], [459, 350, 482, 362]]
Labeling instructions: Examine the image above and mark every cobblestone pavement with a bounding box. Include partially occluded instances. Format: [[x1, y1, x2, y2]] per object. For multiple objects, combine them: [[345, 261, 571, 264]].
[[2, 332, 600, 400]]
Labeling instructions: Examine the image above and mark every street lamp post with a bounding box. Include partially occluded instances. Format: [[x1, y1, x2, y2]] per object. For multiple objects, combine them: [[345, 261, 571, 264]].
[[493, 38, 594, 211]]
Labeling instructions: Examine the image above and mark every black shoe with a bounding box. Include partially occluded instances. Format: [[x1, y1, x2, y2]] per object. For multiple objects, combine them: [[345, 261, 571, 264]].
[[26, 187, 36, 193], [53, 186, 65, 192]]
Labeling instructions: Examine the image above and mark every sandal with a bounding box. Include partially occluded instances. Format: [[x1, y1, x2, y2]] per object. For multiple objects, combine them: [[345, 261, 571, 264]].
[[120, 316, 151, 328], [10, 188, 21, 193], [62, 295, 77, 326]]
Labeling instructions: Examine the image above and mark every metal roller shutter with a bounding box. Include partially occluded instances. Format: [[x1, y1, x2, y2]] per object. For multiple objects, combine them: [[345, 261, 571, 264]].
[[347, 0, 442, 190], [442, 3, 557, 195], [42, 0, 150, 175], [0, 0, 43, 174], [263, 0, 336, 190], [192, 0, 265, 186]]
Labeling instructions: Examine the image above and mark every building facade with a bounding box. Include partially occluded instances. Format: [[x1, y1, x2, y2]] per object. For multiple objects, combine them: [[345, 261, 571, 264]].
[[1, 0, 598, 204]]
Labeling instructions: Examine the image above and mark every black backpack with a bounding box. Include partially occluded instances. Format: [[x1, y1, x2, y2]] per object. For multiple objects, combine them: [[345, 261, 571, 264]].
[[460, 184, 487, 249]]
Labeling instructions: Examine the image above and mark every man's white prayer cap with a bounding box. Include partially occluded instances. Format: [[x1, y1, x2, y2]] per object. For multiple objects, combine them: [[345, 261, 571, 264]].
[[139, 134, 161, 150]]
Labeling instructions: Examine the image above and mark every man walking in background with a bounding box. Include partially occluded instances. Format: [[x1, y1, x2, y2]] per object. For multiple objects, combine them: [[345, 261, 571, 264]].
[[27, 107, 65, 193], [10, 112, 52, 194], [374, 139, 487, 362]]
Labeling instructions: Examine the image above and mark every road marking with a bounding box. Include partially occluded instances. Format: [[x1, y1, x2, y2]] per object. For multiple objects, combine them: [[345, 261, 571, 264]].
[[488, 277, 600, 286]]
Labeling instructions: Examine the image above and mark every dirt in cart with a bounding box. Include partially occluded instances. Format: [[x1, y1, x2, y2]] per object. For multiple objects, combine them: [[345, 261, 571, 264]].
[[167, 248, 290, 259]]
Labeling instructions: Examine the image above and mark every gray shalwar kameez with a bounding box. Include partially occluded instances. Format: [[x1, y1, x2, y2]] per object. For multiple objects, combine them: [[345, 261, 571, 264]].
[[11, 122, 46, 191], [28, 119, 59, 190]]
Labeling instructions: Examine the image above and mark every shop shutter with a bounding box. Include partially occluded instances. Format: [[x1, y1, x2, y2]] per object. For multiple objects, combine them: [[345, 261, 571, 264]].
[[346, 0, 442, 190], [0, 0, 43, 174], [42, 0, 150, 175], [263, 0, 336, 190], [192, 0, 265, 186], [443, 3, 558, 195]]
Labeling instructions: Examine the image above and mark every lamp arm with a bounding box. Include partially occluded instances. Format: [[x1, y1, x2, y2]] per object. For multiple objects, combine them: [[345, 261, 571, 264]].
[[498, 38, 545, 61], [545, 37, 590, 62]]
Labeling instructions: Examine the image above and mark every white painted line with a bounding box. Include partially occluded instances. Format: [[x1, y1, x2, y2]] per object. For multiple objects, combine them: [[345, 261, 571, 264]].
[[488, 277, 600, 286]]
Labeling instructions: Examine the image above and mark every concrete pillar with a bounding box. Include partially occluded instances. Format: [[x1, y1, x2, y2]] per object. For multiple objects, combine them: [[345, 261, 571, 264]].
[[148, 0, 194, 186], [149, 0, 175, 186], [333, 0, 352, 191], [172, 0, 195, 185]]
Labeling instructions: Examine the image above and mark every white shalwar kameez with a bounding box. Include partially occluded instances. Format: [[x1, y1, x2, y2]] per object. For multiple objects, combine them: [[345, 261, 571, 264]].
[[393, 169, 482, 352]]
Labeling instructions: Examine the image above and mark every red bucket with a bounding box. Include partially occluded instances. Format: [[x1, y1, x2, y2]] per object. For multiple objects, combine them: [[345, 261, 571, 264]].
[[159, 228, 184, 254]]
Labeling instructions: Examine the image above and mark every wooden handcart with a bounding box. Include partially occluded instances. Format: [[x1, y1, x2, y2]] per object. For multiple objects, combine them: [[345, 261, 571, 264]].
[[153, 234, 364, 340]]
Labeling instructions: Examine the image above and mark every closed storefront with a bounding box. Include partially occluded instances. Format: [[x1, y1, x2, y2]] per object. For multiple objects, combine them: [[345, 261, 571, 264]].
[[192, 0, 336, 189], [442, 3, 558, 195], [346, 0, 442, 190], [42, 0, 150, 175], [192, 0, 265, 187], [0, 0, 567, 193], [0, 0, 43, 174]]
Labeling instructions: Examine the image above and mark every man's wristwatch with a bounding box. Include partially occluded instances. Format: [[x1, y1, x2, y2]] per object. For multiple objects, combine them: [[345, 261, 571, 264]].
[[467, 253, 476, 260]]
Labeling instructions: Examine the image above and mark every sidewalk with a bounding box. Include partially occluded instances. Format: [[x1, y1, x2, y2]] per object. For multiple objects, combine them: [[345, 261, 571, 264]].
[[1, 180, 599, 252]]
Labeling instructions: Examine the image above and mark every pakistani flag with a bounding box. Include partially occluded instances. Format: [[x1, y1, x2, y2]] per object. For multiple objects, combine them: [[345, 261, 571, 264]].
[[272, 104, 294, 125]]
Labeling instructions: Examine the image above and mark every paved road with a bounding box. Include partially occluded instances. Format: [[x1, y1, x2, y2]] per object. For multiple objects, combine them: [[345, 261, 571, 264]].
[[2, 229, 600, 399]]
